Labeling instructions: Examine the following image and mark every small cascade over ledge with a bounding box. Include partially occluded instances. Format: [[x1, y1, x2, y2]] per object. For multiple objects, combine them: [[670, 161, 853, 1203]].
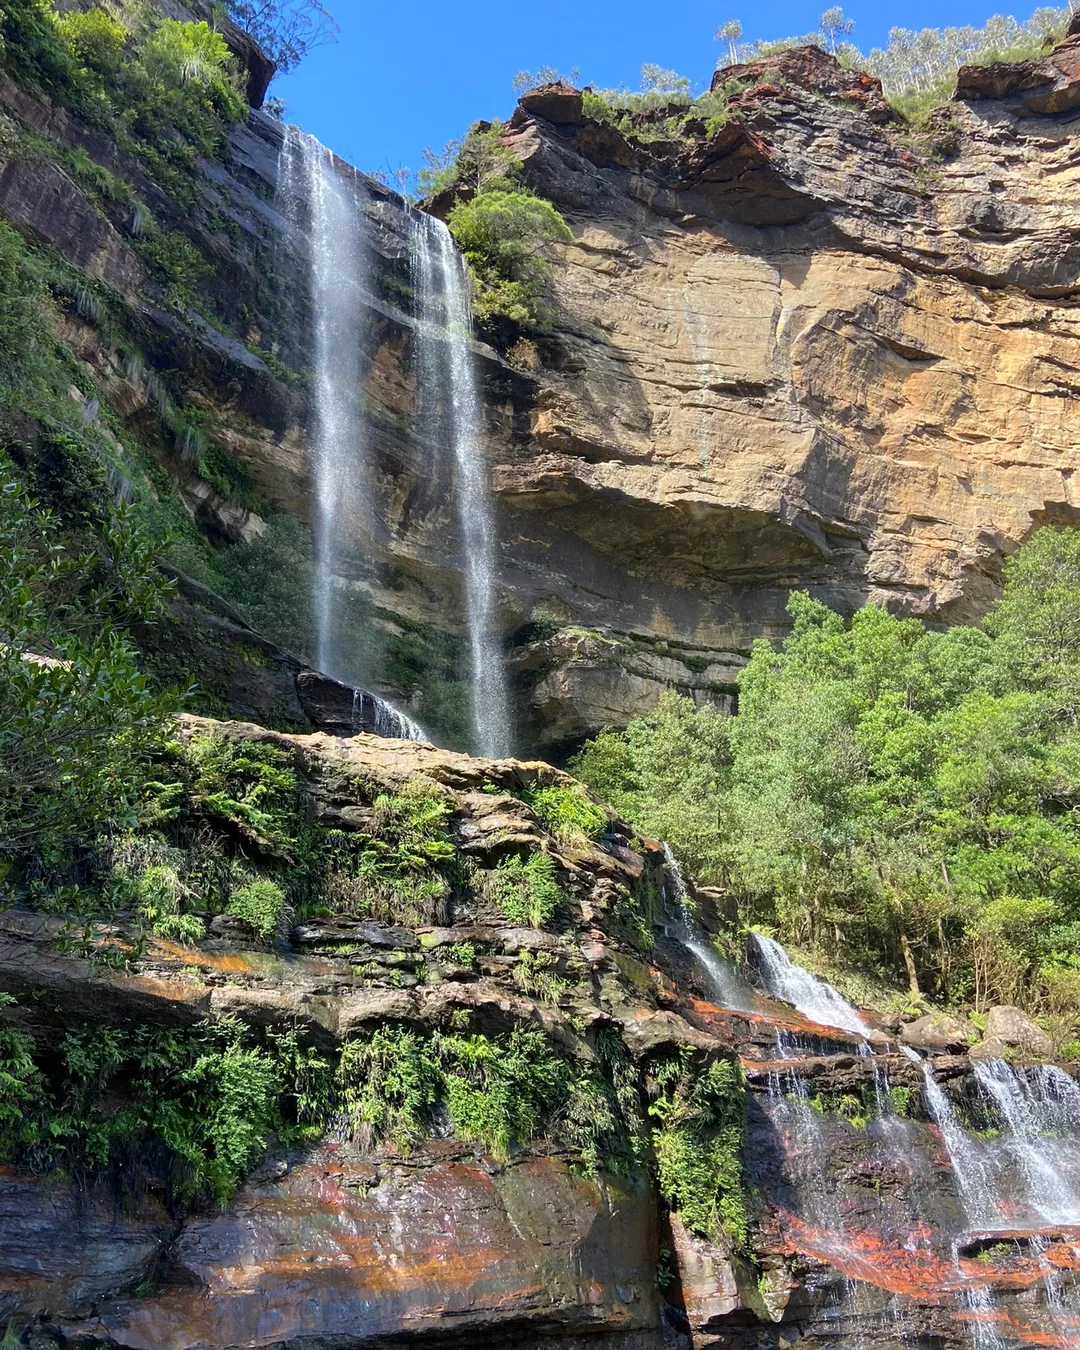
[[661, 843, 755, 1011], [750, 931, 872, 1039]]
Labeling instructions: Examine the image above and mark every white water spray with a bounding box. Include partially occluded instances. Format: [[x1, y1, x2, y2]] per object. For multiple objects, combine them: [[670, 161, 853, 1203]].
[[281, 129, 372, 680], [279, 131, 424, 744], [661, 844, 753, 1010], [972, 1058, 1080, 1227], [409, 212, 512, 759], [750, 933, 871, 1038]]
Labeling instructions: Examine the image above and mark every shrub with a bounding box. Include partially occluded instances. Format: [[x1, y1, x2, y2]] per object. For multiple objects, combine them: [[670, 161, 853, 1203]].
[[182, 734, 301, 855], [650, 1053, 746, 1244], [526, 783, 608, 846], [448, 188, 572, 329], [0, 1026, 39, 1130], [437, 1028, 567, 1160], [228, 878, 286, 940], [337, 1025, 440, 1152], [0, 1017, 329, 1205], [138, 19, 238, 95], [418, 120, 521, 199], [337, 1020, 612, 1161], [490, 852, 563, 928], [56, 7, 126, 73], [512, 949, 571, 1004], [132, 863, 205, 942], [0, 468, 175, 861]]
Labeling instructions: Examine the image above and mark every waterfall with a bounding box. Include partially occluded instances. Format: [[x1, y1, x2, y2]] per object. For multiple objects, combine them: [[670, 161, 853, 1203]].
[[409, 212, 512, 760], [972, 1059, 1080, 1226], [661, 844, 754, 1011], [749, 934, 1080, 1345], [279, 130, 424, 744], [920, 1063, 997, 1225], [921, 1057, 1080, 1347], [750, 932, 871, 1038], [281, 129, 371, 681]]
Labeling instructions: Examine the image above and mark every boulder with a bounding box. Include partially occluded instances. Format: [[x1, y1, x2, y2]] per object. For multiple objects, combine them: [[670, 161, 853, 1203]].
[[518, 82, 584, 125], [968, 1035, 1013, 1063], [900, 1012, 973, 1053], [983, 1006, 1054, 1061]]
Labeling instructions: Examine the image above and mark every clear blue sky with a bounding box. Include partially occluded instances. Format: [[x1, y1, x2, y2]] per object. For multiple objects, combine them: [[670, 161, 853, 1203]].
[[274, 0, 1035, 177]]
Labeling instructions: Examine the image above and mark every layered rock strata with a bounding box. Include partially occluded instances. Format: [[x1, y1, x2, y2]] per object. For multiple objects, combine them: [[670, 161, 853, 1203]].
[[8, 25, 1080, 753], [2, 719, 1078, 1350]]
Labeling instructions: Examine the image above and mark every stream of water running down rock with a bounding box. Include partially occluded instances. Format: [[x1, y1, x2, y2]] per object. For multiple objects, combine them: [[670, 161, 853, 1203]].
[[659, 860, 1080, 1347], [278, 130, 427, 742], [409, 212, 512, 760]]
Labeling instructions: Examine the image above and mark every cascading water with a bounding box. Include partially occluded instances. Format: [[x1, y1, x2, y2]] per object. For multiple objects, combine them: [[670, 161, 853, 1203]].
[[279, 130, 424, 743], [750, 936, 1080, 1346], [920, 1055, 1080, 1345], [750, 932, 871, 1038], [409, 211, 512, 760], [972, 1059, 1080, 1226], [661, 843, 754, 1011]]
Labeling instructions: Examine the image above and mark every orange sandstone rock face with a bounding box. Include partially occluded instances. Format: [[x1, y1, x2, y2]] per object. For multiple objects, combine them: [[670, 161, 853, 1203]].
[[498, 43, 1080, 645], [58, 1153, 657, 1350]]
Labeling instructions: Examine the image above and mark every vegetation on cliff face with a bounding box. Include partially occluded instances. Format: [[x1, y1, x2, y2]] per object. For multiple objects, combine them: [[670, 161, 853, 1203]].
[[419, 121, 572, 337], [2, 0, 247, 180], [0, 1016, 325, 1205], [574, 528, 1080, 1042], [575, 3, 1073, 145], [0, 212, 183, 868], [649, 1051, 747, 1244]]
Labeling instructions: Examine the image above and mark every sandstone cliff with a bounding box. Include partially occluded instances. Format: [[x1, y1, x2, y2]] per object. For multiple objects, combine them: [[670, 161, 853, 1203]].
[[5, 21, 1078, 754]]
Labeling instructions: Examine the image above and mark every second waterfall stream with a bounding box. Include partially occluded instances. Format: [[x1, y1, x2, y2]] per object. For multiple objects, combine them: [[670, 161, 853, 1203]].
[[409, 211, 512, 760]]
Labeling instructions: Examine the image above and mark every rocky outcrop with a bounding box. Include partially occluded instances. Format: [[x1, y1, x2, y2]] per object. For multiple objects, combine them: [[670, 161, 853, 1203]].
[[2, 717, 1078, 1349], [494, 39, 1080, 677], [955, 9, 1080, 112]]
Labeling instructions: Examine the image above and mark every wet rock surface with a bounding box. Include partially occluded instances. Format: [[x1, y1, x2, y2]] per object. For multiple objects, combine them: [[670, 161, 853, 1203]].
[[2, 721, 1079, 1349]]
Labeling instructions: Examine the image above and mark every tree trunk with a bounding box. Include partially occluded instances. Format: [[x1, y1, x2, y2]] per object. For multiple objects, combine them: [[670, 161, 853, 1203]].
[[899, 927, 920, 996]]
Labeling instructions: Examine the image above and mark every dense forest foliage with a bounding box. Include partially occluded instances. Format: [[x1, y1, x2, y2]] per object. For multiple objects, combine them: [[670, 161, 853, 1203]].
[[573, 530, 1080, 1045]]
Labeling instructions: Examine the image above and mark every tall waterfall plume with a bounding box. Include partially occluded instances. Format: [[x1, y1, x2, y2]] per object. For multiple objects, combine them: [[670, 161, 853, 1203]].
[[279, 130, 425, 743], [280, 128, 372, 682], [409, 211, 512, 760]]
